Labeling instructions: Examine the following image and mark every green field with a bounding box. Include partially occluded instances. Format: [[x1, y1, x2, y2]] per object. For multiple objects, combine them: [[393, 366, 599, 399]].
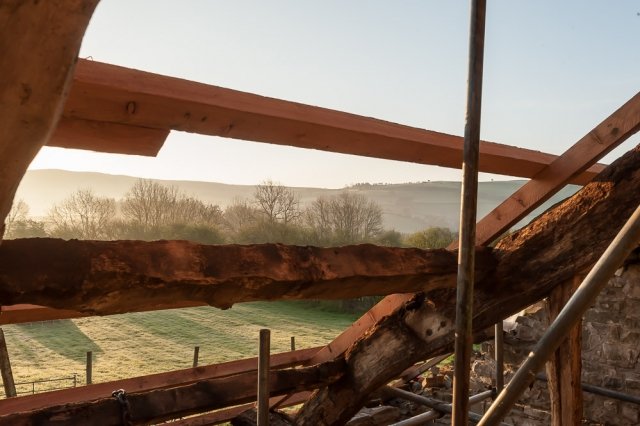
[[1, 302, 358, 396]]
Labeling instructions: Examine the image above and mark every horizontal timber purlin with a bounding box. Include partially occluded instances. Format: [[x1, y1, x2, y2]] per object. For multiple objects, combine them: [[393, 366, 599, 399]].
[[60, 59, 602, 184], [0, 240, 496, 316], [0, 347, 319, 416], [307, 91, 640, 366]]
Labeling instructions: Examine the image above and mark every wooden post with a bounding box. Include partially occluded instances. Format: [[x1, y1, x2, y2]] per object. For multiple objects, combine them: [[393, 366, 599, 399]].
[[545, 275, 583, 426], [290, 336, 295, 352], [0, 329, 16, 398], [193, 346, 200, 368], [86, 351, 92, 385], [257, 329, 270, 426]]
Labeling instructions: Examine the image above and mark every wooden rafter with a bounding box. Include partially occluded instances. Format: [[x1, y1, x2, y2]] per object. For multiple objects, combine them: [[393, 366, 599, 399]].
[[294, 143, 640, 425], [471, 91, 640, 245], [56, 59, 603, 184], [307, 91, 640, 366]]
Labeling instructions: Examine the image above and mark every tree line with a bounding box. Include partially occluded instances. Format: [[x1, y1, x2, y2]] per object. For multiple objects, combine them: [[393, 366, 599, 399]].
[[5, 179, 457, 250]]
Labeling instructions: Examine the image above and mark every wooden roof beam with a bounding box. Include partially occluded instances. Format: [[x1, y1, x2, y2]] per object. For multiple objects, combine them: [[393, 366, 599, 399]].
[[0, 240, 495, 315], [61, 60, 604, 184]]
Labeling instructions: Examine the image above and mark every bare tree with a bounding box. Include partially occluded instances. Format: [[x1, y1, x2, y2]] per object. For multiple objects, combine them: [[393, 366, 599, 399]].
[[48, 189, 116, 239], [305, 192, 383, 245], [4, 199, 29, 238], [254, 180, 300, 224], [121, 179, 179, 231], [171, 196, 223, 228], [223, 198, 259, 236]]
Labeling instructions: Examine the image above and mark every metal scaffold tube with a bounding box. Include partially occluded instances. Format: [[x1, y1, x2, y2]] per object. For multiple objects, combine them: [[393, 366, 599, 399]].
[[495, 321, 504, 393], [478, 204, 640, 426], [386, 387, 497, 425], [452, 0, 487, 424]]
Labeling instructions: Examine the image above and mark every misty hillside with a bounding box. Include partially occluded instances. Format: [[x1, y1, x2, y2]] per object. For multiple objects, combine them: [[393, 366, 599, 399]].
[[16, 170, 579, 233]]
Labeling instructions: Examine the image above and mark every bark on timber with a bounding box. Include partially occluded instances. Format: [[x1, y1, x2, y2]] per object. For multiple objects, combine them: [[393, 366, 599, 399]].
[[294, 144, 640, 425], [0, 360, 344, 426], [0, 0, 98, 239], [0, 241, 494, 313]]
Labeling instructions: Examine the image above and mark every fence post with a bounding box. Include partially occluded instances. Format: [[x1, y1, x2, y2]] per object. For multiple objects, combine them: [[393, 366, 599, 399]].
[[86, 351, 92, 385], [258, 329, 270, 426], [193, 346, 200, 368], [0, 329, 17, 398], [73, 373, 77, 388], [290, 336, 296, 351]]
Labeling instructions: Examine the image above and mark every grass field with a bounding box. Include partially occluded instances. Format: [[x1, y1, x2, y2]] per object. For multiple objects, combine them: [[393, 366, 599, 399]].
[[1, 302, 358, 396]]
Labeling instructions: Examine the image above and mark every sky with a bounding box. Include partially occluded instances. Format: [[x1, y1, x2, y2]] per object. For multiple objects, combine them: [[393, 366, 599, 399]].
[[30, 1, 640, 188]]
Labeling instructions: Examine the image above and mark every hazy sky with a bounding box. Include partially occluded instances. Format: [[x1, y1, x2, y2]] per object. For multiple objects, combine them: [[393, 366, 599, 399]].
[[30, 1, 640, 188]]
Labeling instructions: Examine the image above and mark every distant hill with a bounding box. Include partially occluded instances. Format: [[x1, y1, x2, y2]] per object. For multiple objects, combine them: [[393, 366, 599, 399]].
[[16, 170, 578, 233]]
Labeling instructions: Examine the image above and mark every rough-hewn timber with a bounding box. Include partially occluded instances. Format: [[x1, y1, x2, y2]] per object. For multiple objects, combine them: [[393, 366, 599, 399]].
[[294, 144, 640, 425], [0, 360, 344, 426], [0, 0, 98, 239], [0, 241, 494, 314]]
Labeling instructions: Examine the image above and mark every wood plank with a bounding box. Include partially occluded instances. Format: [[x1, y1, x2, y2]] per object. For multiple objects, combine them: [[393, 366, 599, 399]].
[[0, 240, 495, 315], [48, 117, 169, 156], [61, 59, 603, 185], [545, 275, 583, 426], [472, 91, 640, 246], [307, 91, 640, 368], [0, 360, 344, 425], [294, 143, 640, 425], [0, 0, 98, 239], [0, 347, 319, 416]]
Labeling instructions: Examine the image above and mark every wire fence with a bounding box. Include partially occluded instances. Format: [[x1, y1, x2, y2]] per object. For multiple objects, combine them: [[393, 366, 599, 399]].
[[14, 374, 78, 396]]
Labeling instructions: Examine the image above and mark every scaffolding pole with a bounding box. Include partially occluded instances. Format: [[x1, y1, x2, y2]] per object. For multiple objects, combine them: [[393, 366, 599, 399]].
[[495, 321, 504, 393], [389, 388, 496, 426], [478, 203, 640, 426], [452, 0, 487, 424]]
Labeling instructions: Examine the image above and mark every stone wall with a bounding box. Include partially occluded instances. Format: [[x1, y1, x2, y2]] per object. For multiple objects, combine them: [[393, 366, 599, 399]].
[[472, 253, 640, 425]]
